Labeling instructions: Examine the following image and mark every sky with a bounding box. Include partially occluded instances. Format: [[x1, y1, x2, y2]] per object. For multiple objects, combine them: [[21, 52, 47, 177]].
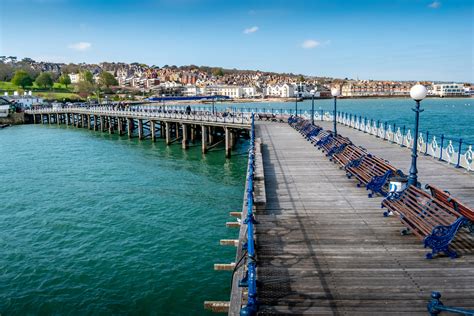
[[0, 0, 473, 82]]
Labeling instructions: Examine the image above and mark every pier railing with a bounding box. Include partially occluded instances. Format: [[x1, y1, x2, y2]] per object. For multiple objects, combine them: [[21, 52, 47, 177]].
[[25, 107, 252, 126], [293, 110, 473, 172], [239, 113, 258, 315]]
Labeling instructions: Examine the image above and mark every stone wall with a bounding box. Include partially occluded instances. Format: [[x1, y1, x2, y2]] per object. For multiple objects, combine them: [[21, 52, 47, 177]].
[[0, 113, 27, 125]]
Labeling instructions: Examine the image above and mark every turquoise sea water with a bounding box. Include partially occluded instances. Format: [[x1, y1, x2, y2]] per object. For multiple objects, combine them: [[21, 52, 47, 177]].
[[0, 125, 247, 315], [1, 97, 473, 314], [213, 97, 474, 146]]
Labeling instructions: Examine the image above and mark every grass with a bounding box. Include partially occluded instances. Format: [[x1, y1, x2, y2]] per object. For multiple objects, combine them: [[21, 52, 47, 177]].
[[35, 92, 83, 101], [0, 81, 82, 100], [0, 81, 73, 92]]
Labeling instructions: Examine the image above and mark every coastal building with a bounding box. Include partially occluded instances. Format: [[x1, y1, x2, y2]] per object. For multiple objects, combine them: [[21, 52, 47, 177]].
[[265, 83, 295, 98], [4, 91, 44, 109], [242, 87, 257, 98], [431, 83, 466, 97], [216, 86, 243, 98], [0, 97, 11, 117], [68, 73, 81, 84]]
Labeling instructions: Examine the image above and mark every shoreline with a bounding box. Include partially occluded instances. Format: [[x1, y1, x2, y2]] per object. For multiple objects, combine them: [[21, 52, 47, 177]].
[[149, 95, 472, 106]]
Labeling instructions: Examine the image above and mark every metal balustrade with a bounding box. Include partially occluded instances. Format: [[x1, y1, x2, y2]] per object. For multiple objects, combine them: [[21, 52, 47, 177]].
[[319, 110, 474, 172], [239, 114, 258, 316], [25, 107, 253, 126]]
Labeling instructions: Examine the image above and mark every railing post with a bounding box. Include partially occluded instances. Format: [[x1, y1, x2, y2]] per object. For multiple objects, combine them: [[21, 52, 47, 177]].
[[401, 125, 406, 147], [384, 122, 388, 140], [424, 131, 429, 155], [392, 123, 396, 143], [439, 134, 445, 161], [455, 139, 463, 168]]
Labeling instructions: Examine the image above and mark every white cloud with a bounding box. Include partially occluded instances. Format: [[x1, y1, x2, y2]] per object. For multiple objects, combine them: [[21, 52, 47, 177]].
[[428, 1, 441, 8], [301, 39, 320, 49], [243, 26, 259, 34], [68, 42, 91, 51]]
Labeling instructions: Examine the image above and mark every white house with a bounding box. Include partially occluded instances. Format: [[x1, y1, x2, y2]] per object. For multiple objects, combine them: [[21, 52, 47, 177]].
[[216, 86, 243, 98], [4, 91, 44, 109], [432, 83, 466, 97], [0, 97, 11, 117], [68, 73, 81, 84], [265, 83, 296, 98], [242, 87, 257, 98]]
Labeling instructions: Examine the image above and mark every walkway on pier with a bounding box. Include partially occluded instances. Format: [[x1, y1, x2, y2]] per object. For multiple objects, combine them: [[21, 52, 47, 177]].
[[255, 121, 474, 315]]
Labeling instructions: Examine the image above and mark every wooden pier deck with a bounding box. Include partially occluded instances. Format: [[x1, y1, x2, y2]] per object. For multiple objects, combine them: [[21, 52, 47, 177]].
[[254, 121, 474, 315]]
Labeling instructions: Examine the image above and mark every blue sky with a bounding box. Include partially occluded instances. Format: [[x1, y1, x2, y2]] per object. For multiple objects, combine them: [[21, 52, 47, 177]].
[[1, 0, 473, 82]]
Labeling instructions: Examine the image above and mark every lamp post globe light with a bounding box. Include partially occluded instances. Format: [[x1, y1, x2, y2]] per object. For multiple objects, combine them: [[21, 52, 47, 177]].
[[294, 90, 299, 117], [407, 84, 428, 187], [331, 87, 341, 136], [310, 88, 316, 125]]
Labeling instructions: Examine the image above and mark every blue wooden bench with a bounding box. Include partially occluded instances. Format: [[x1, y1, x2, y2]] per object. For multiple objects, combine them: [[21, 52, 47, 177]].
[[345, 154, 405, 197], [382, 185, 469, 259]]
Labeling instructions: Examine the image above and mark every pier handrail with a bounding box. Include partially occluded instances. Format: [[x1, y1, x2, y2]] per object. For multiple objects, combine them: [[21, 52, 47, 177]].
[[428, 292, 474, 315], [240, 113, 258, 315], [324, 110, 473, 172], [25, 106, 253, 126]]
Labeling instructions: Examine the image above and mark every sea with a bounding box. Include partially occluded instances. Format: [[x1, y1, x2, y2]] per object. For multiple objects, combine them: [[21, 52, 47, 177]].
[[0, 97, 472, 315]]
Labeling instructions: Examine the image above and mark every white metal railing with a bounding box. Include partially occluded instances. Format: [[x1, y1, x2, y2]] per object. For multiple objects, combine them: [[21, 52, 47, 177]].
[[26, 106, 252, 126], [325, 111, 474, 172]]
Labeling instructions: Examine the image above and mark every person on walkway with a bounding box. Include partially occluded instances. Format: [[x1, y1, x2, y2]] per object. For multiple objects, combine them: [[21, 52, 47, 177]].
[[186, 105, 191, 115]]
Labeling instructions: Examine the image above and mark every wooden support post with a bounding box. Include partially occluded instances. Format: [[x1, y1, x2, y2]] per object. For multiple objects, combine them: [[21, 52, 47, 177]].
[[100, 116, 105, 132], [93, 115, 98, 131], [56, 114, 60, 125], [150, 120, 156, 142], [226, 222, 240, 228], [208, 126, 213, 144], [229, 211, 242, 218], [127, 118, 133, 138], [48, 114, 52, 124], [203, 301, 230, 313], [225, 127, 231, 158], [33, 114, 37, 124], [88, 115, 92, 129], [76, 114, 80, 128], [182, 123, 188, 149], [160, 122, 164, 138], [117, 117, 123, 135], [201, 125, 208, 154], [190, 125, 195, 143], [138, 119, 143, 140], [220, 239, 239, 247], [214, 263, 235, 271], [165, 121, 171, 145], [109, 116, 114, 134]]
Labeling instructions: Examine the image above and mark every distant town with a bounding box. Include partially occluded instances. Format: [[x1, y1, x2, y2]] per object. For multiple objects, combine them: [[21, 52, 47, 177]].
[[0, 56, 472, 109]]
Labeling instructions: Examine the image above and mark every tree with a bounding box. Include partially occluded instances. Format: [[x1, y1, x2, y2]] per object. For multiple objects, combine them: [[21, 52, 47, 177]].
[[74, 80, 95, 97], [58, 74, 71, 88], [98, 71, 118, 88], [0, 63, 14, 81], [82, 70, 94, 83], [11, 70, 33, 89], [298, 75, 305, 82], [35, 72, 54, 89], [212, 68, 224, 77]]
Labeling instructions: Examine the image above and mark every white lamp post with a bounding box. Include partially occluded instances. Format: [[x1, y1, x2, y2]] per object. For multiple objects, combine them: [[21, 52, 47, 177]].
[[331, 87, 341, 136], [407, 84, 428, 187]]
